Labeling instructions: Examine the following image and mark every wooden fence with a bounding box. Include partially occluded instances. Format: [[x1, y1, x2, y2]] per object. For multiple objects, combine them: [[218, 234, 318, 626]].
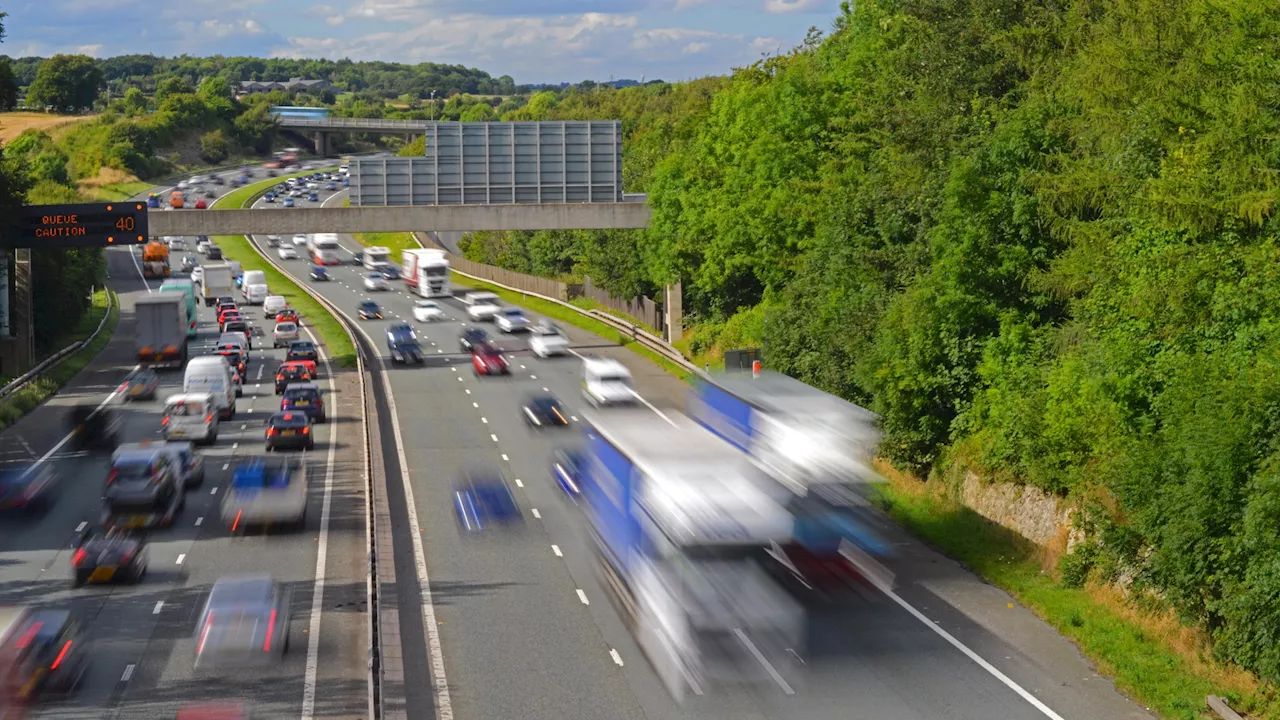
[[582, 276, 663, 333]]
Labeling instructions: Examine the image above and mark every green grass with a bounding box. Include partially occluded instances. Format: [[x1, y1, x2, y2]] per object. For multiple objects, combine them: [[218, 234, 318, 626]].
[[0, 289, 118, 432], [86, 181, 153, 202], [569, 297, 661, 335], [449, 272, 696, 382], [871, 478, 1264, 719], [351, 231, 418, 255], [212, 168, 356, 367]]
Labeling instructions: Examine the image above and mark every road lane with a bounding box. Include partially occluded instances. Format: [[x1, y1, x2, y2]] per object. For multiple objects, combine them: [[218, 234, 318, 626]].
[[250, 182, 1151, 720]]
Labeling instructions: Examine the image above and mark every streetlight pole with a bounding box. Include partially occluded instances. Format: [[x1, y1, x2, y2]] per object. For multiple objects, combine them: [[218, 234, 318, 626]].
[[430, 91, 436, 121]]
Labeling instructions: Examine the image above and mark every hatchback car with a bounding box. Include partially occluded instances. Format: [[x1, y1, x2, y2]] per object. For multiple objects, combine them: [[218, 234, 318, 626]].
[[274, 362, 313, 394], [280, 383, 325, 423], [364, 273, 389, 292], [276, 309, 301, 325], [273, 321, 300, 348], [310, 266, 329, 281], [278, 246, 298, 260], [471, 343, 509, 376], [193, 575, 291, 669], [282, 198, 295, 208], [265, 412, 314, 451], [459, 327, 489, 352], [522, 393, 570, 428], [413, 300, 445, 323], [358, 301, 382, 320], [286, 340, 318, 363]]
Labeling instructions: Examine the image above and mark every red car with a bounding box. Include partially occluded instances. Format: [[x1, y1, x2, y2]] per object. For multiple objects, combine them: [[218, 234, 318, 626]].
[[194, 198, 208, 209], [471, 343, 509, 376], [275, 309, 300, 325]]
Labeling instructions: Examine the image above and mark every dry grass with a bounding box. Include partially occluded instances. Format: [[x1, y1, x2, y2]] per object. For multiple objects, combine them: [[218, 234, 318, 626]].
[[76, 166, 139, 188], [0, 112, 97, 143]]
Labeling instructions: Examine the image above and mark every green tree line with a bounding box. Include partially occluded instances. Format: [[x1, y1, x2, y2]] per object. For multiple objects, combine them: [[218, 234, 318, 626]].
[[447, 0, 1280, 687]]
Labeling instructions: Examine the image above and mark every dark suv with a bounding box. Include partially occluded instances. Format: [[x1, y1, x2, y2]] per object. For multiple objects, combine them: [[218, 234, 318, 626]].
[[281, 383, 326, 423]]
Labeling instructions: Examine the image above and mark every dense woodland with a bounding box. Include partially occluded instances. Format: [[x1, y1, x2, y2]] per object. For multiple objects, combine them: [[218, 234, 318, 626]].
[[452, 0, 1280, 687]]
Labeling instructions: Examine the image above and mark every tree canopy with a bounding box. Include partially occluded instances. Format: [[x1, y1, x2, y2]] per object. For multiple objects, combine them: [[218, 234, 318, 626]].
[[25, 54, 103, 112]]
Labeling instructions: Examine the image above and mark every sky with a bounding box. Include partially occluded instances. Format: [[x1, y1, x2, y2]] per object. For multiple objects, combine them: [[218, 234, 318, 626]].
[[0, 0, 842, 84]]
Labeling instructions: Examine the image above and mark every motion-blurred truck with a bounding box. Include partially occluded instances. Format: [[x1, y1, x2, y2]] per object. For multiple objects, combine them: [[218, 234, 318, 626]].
[[403, 248, 450, 297], [134, 292, 189, 368], [142, 240, 170, 279], [578, 409, 804, 702], [686, 369, 893, 598]]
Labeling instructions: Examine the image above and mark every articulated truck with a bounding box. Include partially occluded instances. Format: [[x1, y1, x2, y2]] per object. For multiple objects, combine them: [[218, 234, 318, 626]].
[[134, 293, 189, 368], [686, 369, 894, 598], [141, 240, 170, 279], [578, 409, 804, 702], [403, 248, 450, 297]]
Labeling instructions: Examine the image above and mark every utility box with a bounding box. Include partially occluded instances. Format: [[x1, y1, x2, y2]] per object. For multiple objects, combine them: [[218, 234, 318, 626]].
[[723, 348, 760, 373]]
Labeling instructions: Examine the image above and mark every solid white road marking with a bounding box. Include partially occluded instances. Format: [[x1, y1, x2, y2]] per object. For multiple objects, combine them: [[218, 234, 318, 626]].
[[175, 554, 186, 565], [552, 545, 562, 557], [610, 649, 624, 666], [153, 601, 164, 615], [576, 589, 589, 605]]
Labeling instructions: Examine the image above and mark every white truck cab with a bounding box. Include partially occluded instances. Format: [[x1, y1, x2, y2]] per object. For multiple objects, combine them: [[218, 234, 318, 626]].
[[464, 292, 501, 322]]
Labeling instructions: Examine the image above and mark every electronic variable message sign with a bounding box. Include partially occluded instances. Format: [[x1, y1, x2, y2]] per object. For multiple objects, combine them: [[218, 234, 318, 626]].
[[5, 202, 150, 248]]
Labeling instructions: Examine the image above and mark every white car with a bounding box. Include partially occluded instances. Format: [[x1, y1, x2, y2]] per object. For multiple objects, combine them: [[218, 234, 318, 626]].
[[278, 246, 299, 260], [273, 321, 301, 348], [464, 292, 501, 322], [306, 182, 319, 190], [529, 324, 570, 358], [412, 300, 445, 323], [292, 234, 308, 246], [190, 267, 204, 285], [364, 273, 389, 291], [177, 180, 189, 189], [495, 308, 529, 333], [265, 235, 282, 247]]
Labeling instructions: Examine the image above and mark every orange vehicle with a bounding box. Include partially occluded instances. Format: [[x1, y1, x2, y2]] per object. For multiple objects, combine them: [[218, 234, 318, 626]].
[[141, 241, 170, 279], [170, 191, 184, 208]]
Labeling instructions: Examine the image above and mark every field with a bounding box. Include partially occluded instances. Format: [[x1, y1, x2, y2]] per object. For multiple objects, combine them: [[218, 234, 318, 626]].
[[0, 111, 97, 143]]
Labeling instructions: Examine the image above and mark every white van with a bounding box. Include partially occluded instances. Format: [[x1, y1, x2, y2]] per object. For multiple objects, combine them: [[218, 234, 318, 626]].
[[244, 284, 268, 305], [241, 271, 266, 294], [163, 393, 219, 444], [184, 356, 236, 420], [582, 358, 636, 407], [263, 295, 288, 318], [463, 292, 501, 322]]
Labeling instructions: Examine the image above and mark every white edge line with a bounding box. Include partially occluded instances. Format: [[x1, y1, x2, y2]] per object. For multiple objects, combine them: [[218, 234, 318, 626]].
[[883, 588, 1065, 720]]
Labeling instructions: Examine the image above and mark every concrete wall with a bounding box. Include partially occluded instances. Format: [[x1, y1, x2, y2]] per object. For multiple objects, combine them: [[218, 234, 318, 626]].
[[147, 203, 652, 236]]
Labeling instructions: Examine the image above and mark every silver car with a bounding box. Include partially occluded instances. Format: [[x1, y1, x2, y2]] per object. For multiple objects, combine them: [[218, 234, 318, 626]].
[[194, 574, 292, 669]]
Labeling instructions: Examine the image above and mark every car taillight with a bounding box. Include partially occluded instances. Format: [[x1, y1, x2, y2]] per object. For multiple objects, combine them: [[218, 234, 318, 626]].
[[197, 612, 214, 655], [71, 549, 86, 566], [267, 427, 277, 436], [301, 426, 310, 434], [263, 608, 278, 652], [206, 414, 213, 423], [276, 375, 284, 381], [50, 640, 72, 670], [161, 416, 170, 426], [105, 469, 118, 486]]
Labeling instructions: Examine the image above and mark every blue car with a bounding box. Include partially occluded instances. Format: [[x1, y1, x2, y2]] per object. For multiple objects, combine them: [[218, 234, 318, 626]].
[[308, 192, 319, 202], [325, 181, 337, 190], [380, 265, 401, 280], [0, 463, 57, 514], [310, 266, 329, 281], [549, 448, 582, 502], [264, 194, 275, 203], [452, 470, 521, 532], [235, 273, 244, 289], [283, 198, 295, 207], [342, 177, 350, 187]]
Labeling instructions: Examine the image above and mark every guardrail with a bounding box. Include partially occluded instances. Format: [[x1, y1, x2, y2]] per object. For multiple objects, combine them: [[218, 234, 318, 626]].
[[412, 232, 705, 377], [0, 289, 115, 401]]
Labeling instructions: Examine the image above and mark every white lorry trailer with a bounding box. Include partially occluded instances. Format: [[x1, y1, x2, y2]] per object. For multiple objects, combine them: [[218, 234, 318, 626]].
[[578, 409, 804, 702], [363, 246, 391, 270], [403, 248, 450, 297], [200, 263, 235, 306], [134, 292, 189, 368]]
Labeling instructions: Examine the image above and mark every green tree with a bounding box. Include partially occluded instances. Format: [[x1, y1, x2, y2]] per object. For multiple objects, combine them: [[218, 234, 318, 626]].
[[0, 59, 17, 111], [121, 86, 147, 115], [233, 102, 276, 154], [199, 129, 230, 163], [25, 54, 104, 112], [154, 75, 193, 102]]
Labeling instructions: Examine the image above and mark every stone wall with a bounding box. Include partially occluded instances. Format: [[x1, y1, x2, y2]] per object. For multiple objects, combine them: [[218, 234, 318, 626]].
[[960, 471, 1080, 552]]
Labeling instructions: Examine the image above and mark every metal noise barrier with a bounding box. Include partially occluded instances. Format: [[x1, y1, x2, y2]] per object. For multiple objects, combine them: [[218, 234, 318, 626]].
[[409, 232, 705, 377], [0, 288, 115, 401]]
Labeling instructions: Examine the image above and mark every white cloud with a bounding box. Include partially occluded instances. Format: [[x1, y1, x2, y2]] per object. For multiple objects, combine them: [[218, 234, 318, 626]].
[[672, 0, 715, 9], [193, 18, 266, 38], [326, 15, 346, 25], [682, 41, 709, 54], [763, 0, 821, 12], [75, 44, 104, 56]]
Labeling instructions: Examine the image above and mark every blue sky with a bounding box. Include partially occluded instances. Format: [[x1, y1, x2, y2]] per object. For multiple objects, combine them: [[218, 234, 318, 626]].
[[1, 0, 843, 84]]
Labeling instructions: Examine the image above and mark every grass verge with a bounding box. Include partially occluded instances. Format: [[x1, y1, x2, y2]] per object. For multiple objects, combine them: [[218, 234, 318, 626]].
[[449, 272, 695, 382], [871, 469, 1266, 719], [86, 181, 153, 202], [212, 167, 356, 368], [351, 231, 418, 255], [0, 289, 118, 432]]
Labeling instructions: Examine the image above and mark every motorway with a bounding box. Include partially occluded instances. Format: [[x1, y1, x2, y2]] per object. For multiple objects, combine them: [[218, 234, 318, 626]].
[[240, 185, 1155, 720], [0, 167, 369, 719]]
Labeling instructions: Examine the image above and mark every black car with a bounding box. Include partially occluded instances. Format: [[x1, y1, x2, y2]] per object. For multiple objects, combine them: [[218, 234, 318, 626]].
[[287, 340, 319, 363], [68, 405, 121, 452], [310, 266, 329, 281], [275, 362, 312, 394], [71, 528, 148, 587], [459, 327, 489, 352], [216, 346, 247, 377], [4, 609, 89, 697], [380, 264, 401, 280], [266, 412, 314, 451], [204, 190, 216, 199], [358, 301, 382, 320], [522, 394, 569, 428], [217, 296, 237, 308], [212, 175, 224, 185], [206, 246, 223, 260], [181, 255, 198, 272], [352, 252, 364, 266]]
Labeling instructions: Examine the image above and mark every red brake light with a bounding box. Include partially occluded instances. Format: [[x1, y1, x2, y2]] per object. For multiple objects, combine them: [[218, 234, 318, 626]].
[[106, 469, 119, 486], [197, 612, 214, 655], [206, 414, 213, 423], [267, 427, 277, 437], [161, 416, 170, 426], [301, 426, 310, 435], [72, 549, 87, 566], [263, 608, 277, 652], [49, 640, 72, 670], [15, 622, 42, 649]]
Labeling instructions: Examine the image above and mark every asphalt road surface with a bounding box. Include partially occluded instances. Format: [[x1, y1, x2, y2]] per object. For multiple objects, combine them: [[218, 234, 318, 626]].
[[0, 167, 368, 720], [236, 184, 1154, 720]]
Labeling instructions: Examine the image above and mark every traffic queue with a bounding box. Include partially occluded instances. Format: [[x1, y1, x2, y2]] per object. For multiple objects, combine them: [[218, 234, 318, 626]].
[[0, 242, 323, 714]]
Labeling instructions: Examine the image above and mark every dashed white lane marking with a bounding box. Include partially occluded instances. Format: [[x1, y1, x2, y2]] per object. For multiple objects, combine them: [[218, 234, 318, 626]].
[[232, 442, 239, 449], [610, 649, 624, 666], [575, 589, 589, 605], [472, 402, 478, 408], [457, 377, 463, 382], [530, 375, 537, 380], [75, 521, 87, 533], [481, 417, 488, 424], [240, 424, 247, 430], [520, 365, 526, 370], [490, 434, 498, 442], [451, 367, 456, 372], [571, 416, 579, 422], [501, 454, 509, 462], [514, 478, 523, 487], [531, 508, 541, 519], [552, 545, 562, 557], [195, 516, 203, 526], [211, 487, 219, 495], [175, 554, 186, 565], [121, 664, 136, 682], [464, 389, 471, 394], [153, 601, 164, 615], [543, 387, 549, 392], [222, 463, 229, 470]]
